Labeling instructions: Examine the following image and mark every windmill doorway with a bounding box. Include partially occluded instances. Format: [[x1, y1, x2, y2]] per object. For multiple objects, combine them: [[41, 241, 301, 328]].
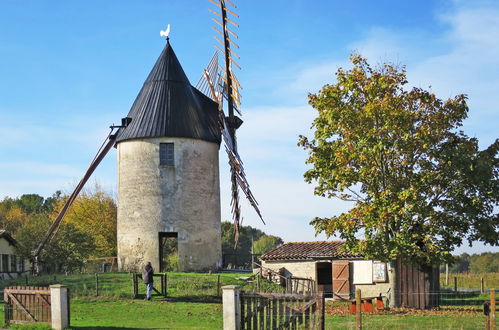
[[159, 232, 178, 272]]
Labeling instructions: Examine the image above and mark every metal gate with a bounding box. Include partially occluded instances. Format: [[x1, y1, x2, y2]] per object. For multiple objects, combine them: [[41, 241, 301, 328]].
[[4, 286, 51, 325]]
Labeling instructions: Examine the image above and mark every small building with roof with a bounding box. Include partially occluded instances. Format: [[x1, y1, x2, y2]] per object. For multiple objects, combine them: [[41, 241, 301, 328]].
[[259, 241, 391, 300], [0, 230, 28, 279], [260, 241, 440, 309]]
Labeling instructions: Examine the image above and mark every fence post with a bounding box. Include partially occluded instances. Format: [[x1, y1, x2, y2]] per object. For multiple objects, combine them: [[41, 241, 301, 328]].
[[481, 278, 485, 294], [50, 284, 69, 330], [217, 275, 221, 297], [222, 285, 241, 330], [356, 288, 362, 330], [317, 291, 325, 330], [454, 277, 457, 292], [491, 288, 496, 330], [95, 273, 99, 296], [445, 264, 449, 286]]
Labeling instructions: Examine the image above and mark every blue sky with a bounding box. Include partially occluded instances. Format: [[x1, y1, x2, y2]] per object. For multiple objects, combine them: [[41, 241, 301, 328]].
[[0, 0, 497, 254]]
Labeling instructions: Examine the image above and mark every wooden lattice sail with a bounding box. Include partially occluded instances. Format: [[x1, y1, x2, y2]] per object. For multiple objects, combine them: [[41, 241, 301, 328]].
[[197, 0, 264, 247]]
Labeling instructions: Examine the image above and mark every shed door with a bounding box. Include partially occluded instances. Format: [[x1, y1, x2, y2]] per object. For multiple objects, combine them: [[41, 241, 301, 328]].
[[332, 261, 350, 299]]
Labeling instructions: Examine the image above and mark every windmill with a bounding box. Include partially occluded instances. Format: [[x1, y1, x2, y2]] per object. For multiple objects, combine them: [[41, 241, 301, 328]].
[[31, 0, 262, 273], [197, 0, 265, 245]]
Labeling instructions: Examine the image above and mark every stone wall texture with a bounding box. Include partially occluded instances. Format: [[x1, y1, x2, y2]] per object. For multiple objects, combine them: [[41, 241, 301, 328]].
[[117, 137, 221, 272]]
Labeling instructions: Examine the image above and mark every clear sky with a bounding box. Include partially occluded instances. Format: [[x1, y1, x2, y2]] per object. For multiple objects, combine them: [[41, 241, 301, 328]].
[[0, 0, 497, 255]]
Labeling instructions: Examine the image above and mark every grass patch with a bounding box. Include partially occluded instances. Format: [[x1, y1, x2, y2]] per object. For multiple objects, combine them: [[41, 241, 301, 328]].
[[440, 272, 499, 289], [0, 272, 492, 329], [326, 313, 484, 329]]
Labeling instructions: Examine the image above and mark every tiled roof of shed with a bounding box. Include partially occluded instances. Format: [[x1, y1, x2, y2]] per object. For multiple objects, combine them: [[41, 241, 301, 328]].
[[260, 241, 361, 261]]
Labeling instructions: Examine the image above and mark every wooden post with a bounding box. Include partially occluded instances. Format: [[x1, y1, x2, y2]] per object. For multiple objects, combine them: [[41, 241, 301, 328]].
[[95, 273, 99, 296], [165, 273, 168, 297], [163, 274, 167, 297], [318, 291, 325, 330], [217, 274, 221, 296], [481, 278, 485, 294], [454, 277, 457, 292], [491, 288, 496, 330], [356, 288, 362, 330], [445, 264, 449, 286]]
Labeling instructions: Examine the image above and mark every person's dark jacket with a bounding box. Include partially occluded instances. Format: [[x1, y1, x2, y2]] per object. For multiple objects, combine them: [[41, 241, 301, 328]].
[[142, 264, 154, 284]]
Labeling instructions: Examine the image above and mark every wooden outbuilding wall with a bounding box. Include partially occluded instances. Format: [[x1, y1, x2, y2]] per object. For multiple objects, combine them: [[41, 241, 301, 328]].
[[396, 261, 440, 309]]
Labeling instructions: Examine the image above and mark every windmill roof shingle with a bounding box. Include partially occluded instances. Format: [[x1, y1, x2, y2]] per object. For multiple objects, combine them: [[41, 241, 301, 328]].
[[116, 40, 221, 144], [260, 241, 361, 261]]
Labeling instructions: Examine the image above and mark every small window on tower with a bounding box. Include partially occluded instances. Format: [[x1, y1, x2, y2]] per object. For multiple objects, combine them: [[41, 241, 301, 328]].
[[160, 143, 174, 166]]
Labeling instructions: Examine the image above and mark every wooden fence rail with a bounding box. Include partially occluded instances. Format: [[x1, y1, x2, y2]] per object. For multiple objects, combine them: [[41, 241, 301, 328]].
[[3, 286, 51, 325], [238, 290, 324, 329]]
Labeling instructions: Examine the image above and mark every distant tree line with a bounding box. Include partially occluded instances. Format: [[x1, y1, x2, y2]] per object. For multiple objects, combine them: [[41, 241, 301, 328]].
[[0, 184, 117, 273], [445, 252, 499, 273], [221, 221, 283, 268]]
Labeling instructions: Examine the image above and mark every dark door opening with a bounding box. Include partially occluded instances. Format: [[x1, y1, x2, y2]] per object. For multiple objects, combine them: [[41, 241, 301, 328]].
[[159, 232, 178, 272], [316, 262, 333, 297]]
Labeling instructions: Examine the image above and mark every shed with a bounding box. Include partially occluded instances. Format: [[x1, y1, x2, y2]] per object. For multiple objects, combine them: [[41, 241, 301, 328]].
[[260, 241, 439, 308]]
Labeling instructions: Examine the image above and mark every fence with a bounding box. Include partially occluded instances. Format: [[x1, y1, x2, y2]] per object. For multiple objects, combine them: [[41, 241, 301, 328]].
[[223, 286, 325, 330], [4, 286, 51, 325], [132, 273, 167, 298], [440, 273, 499, 292], [0, 272, 257, 301], [223, 253, 262, 269]]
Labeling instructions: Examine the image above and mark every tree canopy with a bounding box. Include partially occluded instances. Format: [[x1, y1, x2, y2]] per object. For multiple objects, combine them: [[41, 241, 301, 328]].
[[221, 221, 283, 267], [0, 186, 117, 272], [299, 54, 498, 266]]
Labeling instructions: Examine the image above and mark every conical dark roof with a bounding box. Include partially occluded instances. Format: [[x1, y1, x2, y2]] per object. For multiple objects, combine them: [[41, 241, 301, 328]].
[[116, 41, 221, 144]]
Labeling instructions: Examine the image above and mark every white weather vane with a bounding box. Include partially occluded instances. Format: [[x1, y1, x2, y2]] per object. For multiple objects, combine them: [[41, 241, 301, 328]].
[[160, 24, 171, 39]]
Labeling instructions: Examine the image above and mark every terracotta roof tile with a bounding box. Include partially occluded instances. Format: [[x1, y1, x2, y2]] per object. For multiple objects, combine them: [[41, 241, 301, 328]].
[[260, 241, 360, 261]]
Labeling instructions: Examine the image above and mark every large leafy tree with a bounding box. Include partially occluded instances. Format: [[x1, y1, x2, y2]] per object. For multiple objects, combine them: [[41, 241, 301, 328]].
[[298, 55, 498, 267], [253, 235, 283, 255], [59, 185, 117, 257]]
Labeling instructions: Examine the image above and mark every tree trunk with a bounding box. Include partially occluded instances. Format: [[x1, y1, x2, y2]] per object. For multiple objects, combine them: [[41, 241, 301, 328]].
[[388, 261, 400, 308]]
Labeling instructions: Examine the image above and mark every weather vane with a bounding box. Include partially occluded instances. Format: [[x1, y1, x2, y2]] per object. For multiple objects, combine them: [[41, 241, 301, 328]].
[[160, 24, 171, 40]]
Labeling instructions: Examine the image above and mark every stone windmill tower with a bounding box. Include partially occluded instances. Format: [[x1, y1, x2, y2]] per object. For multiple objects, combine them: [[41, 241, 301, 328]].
[[116, 2, 264, 273], [115, 39, 223, 272]]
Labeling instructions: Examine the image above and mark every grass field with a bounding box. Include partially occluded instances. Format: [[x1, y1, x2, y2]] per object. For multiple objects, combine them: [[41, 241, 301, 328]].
[[440, 272, 499, 289], [0, 272, 494, 329]]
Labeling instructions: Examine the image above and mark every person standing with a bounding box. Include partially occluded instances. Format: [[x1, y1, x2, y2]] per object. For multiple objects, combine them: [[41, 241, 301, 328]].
[[142, 261, 154, 300]]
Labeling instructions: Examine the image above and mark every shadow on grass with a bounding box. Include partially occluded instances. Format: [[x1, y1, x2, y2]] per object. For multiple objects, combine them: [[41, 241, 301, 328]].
[[70, 327, 165, 330]]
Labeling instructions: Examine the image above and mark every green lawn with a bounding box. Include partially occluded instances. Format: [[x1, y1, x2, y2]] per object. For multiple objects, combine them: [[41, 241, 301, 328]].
[[0, 272, 492, 329], [326, 313, 485, 330], [0, 297, 488, 329]]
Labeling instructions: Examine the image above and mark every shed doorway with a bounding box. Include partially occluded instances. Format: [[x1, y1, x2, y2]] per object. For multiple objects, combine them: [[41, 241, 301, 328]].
[[159, 232, 178, 272], [316, 262, 333, 296]]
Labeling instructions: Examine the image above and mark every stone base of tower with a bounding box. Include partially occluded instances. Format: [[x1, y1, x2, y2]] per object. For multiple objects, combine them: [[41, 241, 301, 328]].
[[117, 229, 222, 272]]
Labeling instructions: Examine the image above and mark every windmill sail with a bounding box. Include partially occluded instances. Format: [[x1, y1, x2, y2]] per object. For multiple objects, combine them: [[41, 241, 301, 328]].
[[197, 0, 264, 246]]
